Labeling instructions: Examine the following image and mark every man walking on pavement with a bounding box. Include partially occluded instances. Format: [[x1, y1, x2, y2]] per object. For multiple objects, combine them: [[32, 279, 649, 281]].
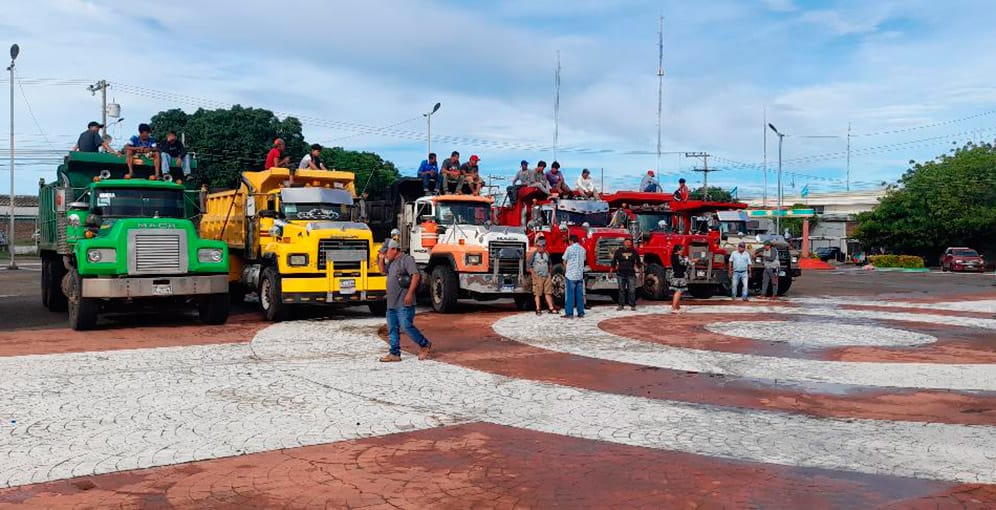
[[527, 239, 558, 315], [611, 237, 641, 311], [562, 235, 586, 319], [729, 241, 751, 301], [761, 239, 780, 300], [379, 239, 432, 362], [377, 229, 402, 273]]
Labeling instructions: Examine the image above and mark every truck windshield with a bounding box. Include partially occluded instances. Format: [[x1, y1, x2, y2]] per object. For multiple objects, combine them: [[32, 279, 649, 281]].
[[719, 221, 748, 236], [634, 212, 673, 233], [437, 202, 491, 225], [558, 210, 610, 227], [282, 202, 350, 220], [95, 188, 185, 218]]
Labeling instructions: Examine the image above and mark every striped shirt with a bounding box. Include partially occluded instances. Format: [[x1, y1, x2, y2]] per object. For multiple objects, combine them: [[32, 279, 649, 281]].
[[564, 243, 586, 281]]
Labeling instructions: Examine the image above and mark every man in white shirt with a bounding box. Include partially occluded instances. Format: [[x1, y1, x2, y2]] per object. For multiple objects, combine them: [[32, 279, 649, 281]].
[[575, 168, 597, 198], [728, 242, 752, 301]]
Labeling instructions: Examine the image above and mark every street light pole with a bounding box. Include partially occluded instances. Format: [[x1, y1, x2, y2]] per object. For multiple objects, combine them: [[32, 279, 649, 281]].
[[423, 102, 441, 157], [768, 123, 784, 234], [7, 43, 19, 270]]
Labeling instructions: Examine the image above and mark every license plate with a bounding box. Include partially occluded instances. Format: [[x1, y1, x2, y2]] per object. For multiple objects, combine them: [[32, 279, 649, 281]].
[[606, 278, 616, 285], [502, 284, 515, 292], [696, 270, 706, 278], [340, 279, 356, 295], [778, 271, 786, 277], [153, 285, 173, 296]]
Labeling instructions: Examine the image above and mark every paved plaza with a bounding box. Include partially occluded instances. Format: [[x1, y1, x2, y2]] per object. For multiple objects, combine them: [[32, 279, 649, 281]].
[[0, 269, 994, 508]]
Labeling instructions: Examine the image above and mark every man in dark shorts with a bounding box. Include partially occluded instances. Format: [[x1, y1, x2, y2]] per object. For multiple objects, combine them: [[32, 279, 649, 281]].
[[670, 244, 688, 313]]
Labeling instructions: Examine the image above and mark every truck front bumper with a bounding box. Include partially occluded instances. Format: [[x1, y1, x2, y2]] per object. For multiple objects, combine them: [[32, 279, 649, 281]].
[[82, 274, 228, 299], [584, 272, 626, 292], [279, 275, 387, 304], [459, 273, 528, 294]]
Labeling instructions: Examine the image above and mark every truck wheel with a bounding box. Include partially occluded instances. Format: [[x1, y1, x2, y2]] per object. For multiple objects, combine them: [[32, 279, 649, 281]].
[[41, 257, 50, 308], [43, 257, 68, 312], [367, 300, 387, 316], [641, 263, 667, 301], [513, 295, 533, 311], [430, 265, 459, 313], [229, 282, 247, 305], [198, 293, 230, 325], [777, 276, 793, 296], [259, 267, 287, 322], [67, 270, 98, 331], [550, 264, 566, 306], [687, 285, 715, 299]]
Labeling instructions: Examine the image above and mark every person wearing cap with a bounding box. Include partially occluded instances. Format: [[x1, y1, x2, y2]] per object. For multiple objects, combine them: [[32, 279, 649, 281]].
[[299, 143, 328, 170], [729, 241, 752, 301], [673, 177, 690, 201], [546, 161, 572, 196], [417, 152, 439, 195], [459, 155, 484, 196], [575, 168, 597, 198], [640, 170, 661, 193], [265, 138, 291, 170], [761, 239, 780, 300], [611, 237, 642, 311], [73, 121, 117, 154], [379, 239, 432, 362], [125, 123, 161, 178], [439, 151, 462, 195], [527, 238, 558, 315], [507, 160, 532, 203], [159, 131, 191, 179], [378, 228, 402, 273]]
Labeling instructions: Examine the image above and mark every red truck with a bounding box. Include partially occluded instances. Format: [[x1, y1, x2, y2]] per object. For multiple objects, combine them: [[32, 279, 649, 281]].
[[496, 186, 633, 303], [601, 192, 747, 299]]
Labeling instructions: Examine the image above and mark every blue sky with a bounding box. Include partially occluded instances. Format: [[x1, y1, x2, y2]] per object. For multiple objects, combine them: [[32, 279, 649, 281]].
[[3, 0, 996, 198]]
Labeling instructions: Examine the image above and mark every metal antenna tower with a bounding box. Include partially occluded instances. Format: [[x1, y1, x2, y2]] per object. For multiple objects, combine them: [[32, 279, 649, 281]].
[[554, 50, 561, 160], [656, 15, 664, 173]]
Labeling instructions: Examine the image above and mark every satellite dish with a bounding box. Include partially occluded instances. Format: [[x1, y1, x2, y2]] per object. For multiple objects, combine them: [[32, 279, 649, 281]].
[[9, 44, 19, 60]]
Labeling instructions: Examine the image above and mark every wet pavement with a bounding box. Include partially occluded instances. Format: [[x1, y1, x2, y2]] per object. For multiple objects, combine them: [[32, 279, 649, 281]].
[[0, 269, 993, 508]]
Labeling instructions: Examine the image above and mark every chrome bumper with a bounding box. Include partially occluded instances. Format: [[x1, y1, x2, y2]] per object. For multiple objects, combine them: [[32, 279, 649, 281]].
[[82, 275, 229, 298], [585, 272, 623, 291], [459, 273, 527, 294]]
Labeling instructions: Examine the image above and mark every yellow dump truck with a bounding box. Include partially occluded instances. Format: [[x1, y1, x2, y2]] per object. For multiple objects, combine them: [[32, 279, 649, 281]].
[[200, 168, 386, 320]]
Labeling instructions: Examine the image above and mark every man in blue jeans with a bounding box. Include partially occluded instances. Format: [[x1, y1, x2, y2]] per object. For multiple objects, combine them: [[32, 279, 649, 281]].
[[562, 235, 586, 319], [728, 241, 752, 301], [379, 239, 432, 362]]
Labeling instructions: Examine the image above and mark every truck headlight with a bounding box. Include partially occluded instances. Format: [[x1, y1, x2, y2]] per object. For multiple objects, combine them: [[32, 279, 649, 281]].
[[67, 214, 81, 227], [86, 248, 116, 263], [791, 256, 798, 263], [287, 253, 308, 266], [465, 253, 483, 266], [198, 248, 224, 263], [755, 257, 763, 263]]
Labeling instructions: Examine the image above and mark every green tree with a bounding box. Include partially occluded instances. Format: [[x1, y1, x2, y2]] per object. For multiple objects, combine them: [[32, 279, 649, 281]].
[[320, 146, 400, 198], [149, 105, 307, 189], [780, 203, 819, 238], [689, 186, 734, 202], [854, 142, 996, 262]]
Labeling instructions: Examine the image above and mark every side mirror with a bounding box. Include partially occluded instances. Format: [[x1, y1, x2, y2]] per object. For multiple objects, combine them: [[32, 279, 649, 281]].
[[258, 209, 277, 218], [68, 201, 89, 211]]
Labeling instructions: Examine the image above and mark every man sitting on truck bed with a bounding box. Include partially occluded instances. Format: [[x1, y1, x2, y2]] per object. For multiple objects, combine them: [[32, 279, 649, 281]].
[[460, 155, 484, 196], [299, 143, 327, 170], [159, 131, 191, 179], [124, 123, 161, 179], [439, 151, 462, 195], [73, 121, 117, 155]]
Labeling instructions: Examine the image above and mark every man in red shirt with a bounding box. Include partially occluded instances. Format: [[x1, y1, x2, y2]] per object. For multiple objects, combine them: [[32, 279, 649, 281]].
[[265, 138, 293, 183], [674, 178, 690, 201]]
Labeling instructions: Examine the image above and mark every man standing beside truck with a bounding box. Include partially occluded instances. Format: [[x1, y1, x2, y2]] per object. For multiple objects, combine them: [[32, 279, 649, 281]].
[[379, 240, 433, 362], [611, 237, 641, 311], [729, 241, 751, 301], [528, 239, 557, 315], [761, 239, 780, 300]]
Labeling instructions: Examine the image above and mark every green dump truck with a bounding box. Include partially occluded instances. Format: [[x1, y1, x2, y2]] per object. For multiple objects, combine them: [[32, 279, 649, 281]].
[[37, 152, 231, 330]]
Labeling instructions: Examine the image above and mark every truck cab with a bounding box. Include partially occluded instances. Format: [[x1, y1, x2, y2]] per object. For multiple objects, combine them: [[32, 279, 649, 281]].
[[37, 151, 230, 330], [401, 193, 530, 312]]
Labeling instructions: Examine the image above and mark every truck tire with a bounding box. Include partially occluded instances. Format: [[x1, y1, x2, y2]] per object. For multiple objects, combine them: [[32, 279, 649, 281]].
[[43, 257, 68, 312], [687, 285, 715, 299], [550, 264, 566, 306], [513, 295, 533, 311], [367, 300, 387, 316], [259, 267, 287, 322], [430, 265, 459, 313], [777, 276, 793, 296], [198, 293, 230, 325], [641, 263, 667, 301], [67, 270, 98, 331]]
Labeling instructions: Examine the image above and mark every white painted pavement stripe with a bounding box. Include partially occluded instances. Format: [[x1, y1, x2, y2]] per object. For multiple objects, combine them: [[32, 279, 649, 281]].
[[789, 297, 996, 314], [1, 318, 995, 488], [492, 305, 996, 392]]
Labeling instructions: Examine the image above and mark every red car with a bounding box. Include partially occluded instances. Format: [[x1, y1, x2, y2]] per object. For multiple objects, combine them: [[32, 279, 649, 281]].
[[941, 247, 986, 273]]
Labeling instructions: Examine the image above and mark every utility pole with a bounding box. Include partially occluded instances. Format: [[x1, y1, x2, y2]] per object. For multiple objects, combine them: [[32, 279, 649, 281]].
[[762, 108, 767, 206], [7, 44, 19, 270], [553, 50, 561, 161], [655, 15, 664, 173], [846, 122, 851, 192], [423, 102, 441, 158], [87, 80, 109, 138], [684, 152, 712, 199]]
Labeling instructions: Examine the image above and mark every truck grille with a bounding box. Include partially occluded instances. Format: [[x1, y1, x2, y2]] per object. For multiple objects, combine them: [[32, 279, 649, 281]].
[[595, 237, 625, 266], [489, 241, 525, 275], [778, 249, 791, 267], [133, 232, 184, 274], [317, 239, 369, 270]]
